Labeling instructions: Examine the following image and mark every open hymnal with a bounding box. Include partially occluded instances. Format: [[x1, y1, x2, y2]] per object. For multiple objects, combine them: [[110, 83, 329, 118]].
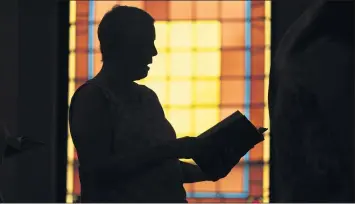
[[193, 110, 266, 180]]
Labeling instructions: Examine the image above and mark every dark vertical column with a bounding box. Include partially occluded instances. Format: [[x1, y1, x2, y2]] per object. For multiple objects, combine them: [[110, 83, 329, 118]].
[[0, 0, 69, 202], [270, 0, 354, 202], [0, 0, 19, 200], [269, 1, 314, 201]]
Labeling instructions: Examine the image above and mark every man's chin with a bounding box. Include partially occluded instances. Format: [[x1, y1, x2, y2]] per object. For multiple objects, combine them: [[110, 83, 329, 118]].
[[133, 70, 149, 81]]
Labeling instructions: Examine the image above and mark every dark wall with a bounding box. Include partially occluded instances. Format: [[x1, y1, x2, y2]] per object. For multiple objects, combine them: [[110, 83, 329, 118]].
[[0, 0, 68, 202], [270, 0, 354, 202]]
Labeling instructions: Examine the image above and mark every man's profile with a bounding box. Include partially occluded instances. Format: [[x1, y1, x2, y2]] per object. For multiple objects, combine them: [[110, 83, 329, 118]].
[[69, 5, 228, 202]]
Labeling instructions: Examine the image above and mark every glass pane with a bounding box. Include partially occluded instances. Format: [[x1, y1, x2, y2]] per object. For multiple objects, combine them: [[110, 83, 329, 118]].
[[69, 25, 76, 51], [154, 21, 168, 49], [149, 51, 168, 78], [143, 80, 169, 106], [221, 50, 245, 76], [190, 180, 216, 192], [167, 108, 193, 137], [220, 107, 245, 120], [194, 108, 219, 135], [145, 1, 169, 20], [195, 51, 221, 77], [76, 52, 88, 79], [196, 1, 219, 20], [94, 1, 118, 22], [93, 24, 100, 56], [221, 79, 245, 105], [195, 21, 221, 48], [194, 80, 220, 105], [118, 1, 144, 9], [170, 52, 193, 77], [218, 166, 244, 193], [169, 1, 193, 20], [170, 22, 193, 48], [251, 21, 266, 47], [94, 52, 102, 75], [222, 22, 245, 47], [220, 1, 245, 19], [250, 78, 265, 104], [169, 80, 193, 105]]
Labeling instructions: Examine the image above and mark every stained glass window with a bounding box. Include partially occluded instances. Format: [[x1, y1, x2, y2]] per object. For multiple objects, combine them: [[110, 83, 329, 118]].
[[67, 1, 271, 203]]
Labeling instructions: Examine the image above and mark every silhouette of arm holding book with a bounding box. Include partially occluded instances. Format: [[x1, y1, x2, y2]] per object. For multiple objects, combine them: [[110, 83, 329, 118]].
[[69, 86, 202, 183]]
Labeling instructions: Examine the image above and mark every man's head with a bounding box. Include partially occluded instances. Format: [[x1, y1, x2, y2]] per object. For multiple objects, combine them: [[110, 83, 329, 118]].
[[98, 5, 157, 81]]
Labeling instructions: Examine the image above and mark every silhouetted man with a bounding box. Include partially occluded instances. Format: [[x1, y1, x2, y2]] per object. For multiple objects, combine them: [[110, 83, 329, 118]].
[[269, 0, 353, 202], [69, 5, 227, 203]]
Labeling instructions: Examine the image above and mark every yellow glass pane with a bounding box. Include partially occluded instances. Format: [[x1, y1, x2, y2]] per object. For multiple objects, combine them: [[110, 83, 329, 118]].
[[196, 1, 219, 19], [195, 51, 221, 77], [118, 1, 144, 9], [154, 22, 168, 49], [169, 80, 193, 105], [94, 1, 118, 21], [194, 108, 219, 135], [142, 80, 168, 105], [222, 22, 245, 47], [69, 25, 76, 51], [170, 52, 193, 77], [221, 1, 245, 19], [169, 1, 193, 20], [194, 80, 220, 105], [167, 108, 192, 137], [169, 22, 193, 48], [149, 51, 168, 77], [196, 21, 221, 48]]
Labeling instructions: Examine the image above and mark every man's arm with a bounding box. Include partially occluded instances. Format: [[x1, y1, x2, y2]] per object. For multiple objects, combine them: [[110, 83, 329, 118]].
[[180, 161, 211, 183], [70, 85, 198, 183]]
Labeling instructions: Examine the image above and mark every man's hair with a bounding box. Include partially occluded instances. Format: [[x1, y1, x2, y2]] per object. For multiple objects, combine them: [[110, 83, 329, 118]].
[[98, 5, 155, 61]]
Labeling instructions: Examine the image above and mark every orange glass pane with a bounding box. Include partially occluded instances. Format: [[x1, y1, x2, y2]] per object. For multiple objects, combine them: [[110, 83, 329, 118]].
[[196, 1, 219, 20], [118, 1, 144, 9], [218, 166, 244, 193], [222, 22, 245, 47], [251, 1, 265, 18], [74, 167, 81, 195], [169, 1, 193, 20], [221, 79, 245, 106], [251, 21, 266, 47], [251, 52, 265, 76], [190, 166, 244, 193], [220, 1, 245, 19], [145, 1, 169, 20], [221, 50, 245, 76], [94, 1, 118, 22], [94, 52, 102, 75], [249, 165, 263, 196], [251, 78, 264, 104], [220, 107, 245, 120], [94, 24, 99, 49], [250, 141, 263, 161], [76, 52, 88, 80]]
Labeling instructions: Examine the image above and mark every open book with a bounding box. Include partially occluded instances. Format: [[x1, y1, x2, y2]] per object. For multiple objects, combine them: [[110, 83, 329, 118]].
[[193, 111, 266, 180]]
